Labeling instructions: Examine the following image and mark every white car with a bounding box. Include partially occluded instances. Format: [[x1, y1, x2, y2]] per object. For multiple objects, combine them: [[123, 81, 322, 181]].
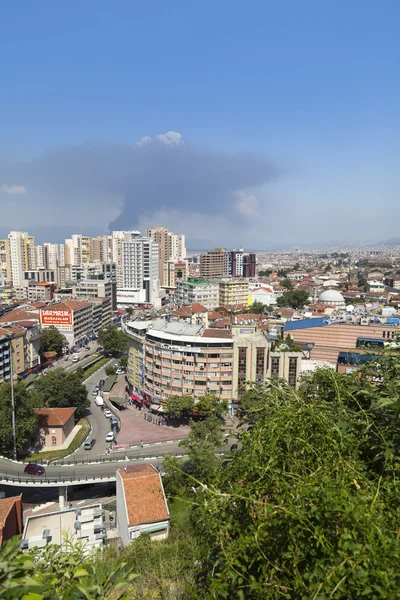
[[103, 409, 113, 418], [105, 431, 114, 442]]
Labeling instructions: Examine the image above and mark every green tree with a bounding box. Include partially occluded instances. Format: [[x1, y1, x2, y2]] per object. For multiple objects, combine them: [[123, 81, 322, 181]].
[[39, 326, 64, 356], [249, 301, 269, 314], [258, 269, 272, 277], [125, 306, 134, 318], [277, 288, 309, 309], [33, 368, 88, 418], [180, 417, 223, 483], [105, 364, 117, 377], [0, 536, 137, 599], [194, 393, 228, 419], [0, 382, 38, 456], [280, 278, 294, 291], [97, 325, 127, 357], [119, 355, 128, 369], [193, 374, 400, 598], [164, 394, 195, 422]]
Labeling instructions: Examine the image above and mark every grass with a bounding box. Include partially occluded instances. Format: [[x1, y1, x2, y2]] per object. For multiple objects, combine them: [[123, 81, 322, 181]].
[[26, 418, 90, 463], [81, 357, 110, 380]]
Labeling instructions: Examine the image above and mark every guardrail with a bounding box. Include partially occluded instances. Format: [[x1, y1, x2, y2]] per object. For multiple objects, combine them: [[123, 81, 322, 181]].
[[0, 470, 116, 486]]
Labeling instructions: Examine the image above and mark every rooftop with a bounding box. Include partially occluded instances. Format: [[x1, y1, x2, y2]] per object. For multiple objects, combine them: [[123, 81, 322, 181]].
[[119, 465, 169, 526], [41, 300, 91, 311], [34, 407, 76, 427], [0, 495, 22, 547], [149, 319, 204, 337]]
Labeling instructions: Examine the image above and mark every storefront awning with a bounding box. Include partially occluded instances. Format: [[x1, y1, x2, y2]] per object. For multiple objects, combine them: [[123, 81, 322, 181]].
[[131, 392, 143, 403]]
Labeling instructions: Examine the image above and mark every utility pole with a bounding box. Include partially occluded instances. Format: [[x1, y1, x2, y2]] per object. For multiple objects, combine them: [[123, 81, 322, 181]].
[[8, 337, 17, 461]]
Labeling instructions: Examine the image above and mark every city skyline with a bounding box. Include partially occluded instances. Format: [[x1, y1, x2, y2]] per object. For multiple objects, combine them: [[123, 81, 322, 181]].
[[1, 2, 400, 247]]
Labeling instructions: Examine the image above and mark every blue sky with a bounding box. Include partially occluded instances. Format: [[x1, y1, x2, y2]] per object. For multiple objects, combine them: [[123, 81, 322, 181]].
[[1, 1, 399, 247]]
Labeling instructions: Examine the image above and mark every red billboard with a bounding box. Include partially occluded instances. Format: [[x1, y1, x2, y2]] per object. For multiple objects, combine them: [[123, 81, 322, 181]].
[[41, 309, 72, 326]]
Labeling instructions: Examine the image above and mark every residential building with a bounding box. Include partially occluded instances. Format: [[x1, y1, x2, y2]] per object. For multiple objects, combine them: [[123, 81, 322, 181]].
[[0, 330, 12, 382], [15, 281, 55, 302], [121, 232, 160, 305], [112, 230, 129, 288], [33, 407, 76, 449], [116, 464, 170, 545], [171, 303, 209, 326], [176, 278, 220, 309], [73, 280, 112, 302], [200, 248, 230, 279], [22, 504, 106, 551], [125, 318, 234, 404], [230, 250, 256, 278], [163, 260, 188, 289], [88, 297, 112, 332], [146, 227, 186, 286], [249, 286, 277, 307], [267, 351, 303, 387], [0, 240, 7, 281], [6, 232, 36, 288], [0, 495, 23, 547], [219, 279, 249, 307], [232, 324, 270, 395], [40, 300, 93, 346]]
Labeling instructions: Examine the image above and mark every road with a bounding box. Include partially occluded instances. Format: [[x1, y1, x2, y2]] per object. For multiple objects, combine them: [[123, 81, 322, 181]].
[[0, 441, 186, 485], [76, 360, 116, 459]]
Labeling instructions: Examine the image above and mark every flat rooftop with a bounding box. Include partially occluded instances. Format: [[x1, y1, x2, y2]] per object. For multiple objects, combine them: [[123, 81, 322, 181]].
[[23, 503, 103, 548]]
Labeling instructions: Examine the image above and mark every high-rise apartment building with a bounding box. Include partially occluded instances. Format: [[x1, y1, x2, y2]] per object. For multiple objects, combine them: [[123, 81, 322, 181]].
[[120, 232, 159, 304], [230, 249, 256, 278], [146, 227, 186, 286], [112, 231, 129, 288], [200, 248, 230, 279], [6, 232, 36, 288], [0, 240, 8, 280]]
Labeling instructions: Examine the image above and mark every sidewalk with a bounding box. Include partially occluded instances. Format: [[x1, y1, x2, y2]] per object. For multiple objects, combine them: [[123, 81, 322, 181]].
[[117, 405, 190, 445]]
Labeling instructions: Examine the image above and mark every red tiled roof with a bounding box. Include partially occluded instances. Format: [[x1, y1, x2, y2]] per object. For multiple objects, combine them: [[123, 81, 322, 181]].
[[34, 407, 76, 427], [0, 495, 23, 547], [41, 300, 90, 312], [119, 465, 169, 526], [202, 328, 232, 338], [0, 308, 39, 324]]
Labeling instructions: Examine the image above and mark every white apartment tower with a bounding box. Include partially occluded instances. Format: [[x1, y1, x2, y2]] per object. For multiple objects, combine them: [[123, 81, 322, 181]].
[[122, 232, 159, 303], [6, 232, 36, 288], [112, 231, 129, 288], [146, 226, 186, 286]]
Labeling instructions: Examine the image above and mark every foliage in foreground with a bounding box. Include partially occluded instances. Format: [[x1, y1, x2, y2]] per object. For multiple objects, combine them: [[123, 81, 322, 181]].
[[0, 535, 137, 599], [192, 364, 400, 598], [0, 382, 38, 456]]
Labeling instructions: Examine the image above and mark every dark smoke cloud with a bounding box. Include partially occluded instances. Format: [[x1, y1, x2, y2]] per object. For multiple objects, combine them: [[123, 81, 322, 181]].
[[0, 132, 278, 234]]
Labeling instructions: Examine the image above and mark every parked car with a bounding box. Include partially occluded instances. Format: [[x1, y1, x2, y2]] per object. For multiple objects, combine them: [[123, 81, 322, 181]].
[[103, 409, 113, 418], [92, 387, 99, 395], [72, 355, 79, 363], [116, 368, 125, 375], [24, 463, 45, 475], [99, 379, 105, 389], [84, 438, 96, 450], [105, 431, 114, 442]]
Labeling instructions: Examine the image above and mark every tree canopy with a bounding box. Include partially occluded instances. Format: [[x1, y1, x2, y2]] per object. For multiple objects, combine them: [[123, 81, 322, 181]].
[[0, 382, 38, 456], [39, 326, 64, 356], [97, 325, 127, 357], [164, 394, 195, 422], [33, 368, 88, 417], [194, 393, 228, 419], [277, 288, 309, 309]]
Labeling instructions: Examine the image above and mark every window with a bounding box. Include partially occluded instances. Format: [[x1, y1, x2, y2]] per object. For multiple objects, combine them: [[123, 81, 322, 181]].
[[51, 436, 57, 446], [256, 347, 265, 380], [238, 347, 247, 385], [270, 356, 280, 379], [288, 357, 298, 387]]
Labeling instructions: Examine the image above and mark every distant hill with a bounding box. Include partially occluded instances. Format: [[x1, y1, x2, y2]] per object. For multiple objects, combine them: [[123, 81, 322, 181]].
[[379, 238, 400, 246]]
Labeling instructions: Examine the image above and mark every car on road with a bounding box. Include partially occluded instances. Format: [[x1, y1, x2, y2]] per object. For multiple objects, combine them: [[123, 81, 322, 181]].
[[72, 355, 79, 363], [116, 368, 125, 375], [103, 409, 113, 418], [99, 379, 105, 389], [93, 353, 99, 357], [24, 463, 45, 475], [105, 431, 115, 442], [84, 438, 96, 450], [92, 387, 99, 395]]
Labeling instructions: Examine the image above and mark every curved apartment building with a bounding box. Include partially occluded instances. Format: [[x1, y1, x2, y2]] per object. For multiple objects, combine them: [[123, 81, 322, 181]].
[[126, 319, 234, 403]]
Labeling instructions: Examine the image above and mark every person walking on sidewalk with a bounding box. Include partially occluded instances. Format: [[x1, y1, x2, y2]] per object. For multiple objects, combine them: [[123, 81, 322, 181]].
[[140, 440, 144, 448]]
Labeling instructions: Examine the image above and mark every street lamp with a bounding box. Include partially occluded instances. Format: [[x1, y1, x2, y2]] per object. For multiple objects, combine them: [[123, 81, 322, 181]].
[[6, 336, 17, 461]]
